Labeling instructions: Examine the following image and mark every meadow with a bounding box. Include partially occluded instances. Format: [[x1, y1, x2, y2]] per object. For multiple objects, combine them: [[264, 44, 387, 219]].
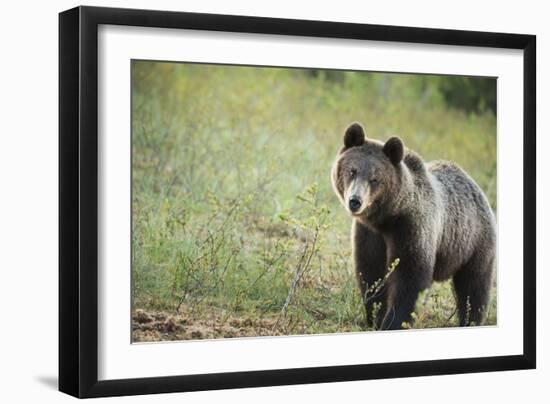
[[131, 61, 497, 342]]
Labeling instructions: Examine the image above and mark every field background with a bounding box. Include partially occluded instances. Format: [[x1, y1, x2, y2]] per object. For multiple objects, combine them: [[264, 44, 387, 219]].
[[131, 61, 497, 342]]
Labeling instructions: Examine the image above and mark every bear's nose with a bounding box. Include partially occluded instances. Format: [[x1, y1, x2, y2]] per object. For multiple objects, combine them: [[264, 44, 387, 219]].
[[348, 196, 362, 213]]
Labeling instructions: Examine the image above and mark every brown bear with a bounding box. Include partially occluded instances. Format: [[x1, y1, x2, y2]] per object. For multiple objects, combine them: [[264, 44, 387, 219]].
[[331, 123, 496, 330]]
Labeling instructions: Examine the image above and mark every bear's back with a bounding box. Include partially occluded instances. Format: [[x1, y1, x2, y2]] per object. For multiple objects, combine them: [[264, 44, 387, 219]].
[[426, 160, 491, 215]]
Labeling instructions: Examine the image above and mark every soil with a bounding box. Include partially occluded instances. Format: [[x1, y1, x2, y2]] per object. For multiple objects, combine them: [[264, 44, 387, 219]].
[[132, 308, 281, 342]]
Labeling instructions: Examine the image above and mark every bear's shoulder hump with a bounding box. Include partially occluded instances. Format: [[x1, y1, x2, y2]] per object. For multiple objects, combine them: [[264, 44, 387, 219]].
[[403, 150, 426, 174]]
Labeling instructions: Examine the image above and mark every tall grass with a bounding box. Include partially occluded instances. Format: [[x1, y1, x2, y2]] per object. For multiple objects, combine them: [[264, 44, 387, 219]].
[[131, 61, 497, 341]]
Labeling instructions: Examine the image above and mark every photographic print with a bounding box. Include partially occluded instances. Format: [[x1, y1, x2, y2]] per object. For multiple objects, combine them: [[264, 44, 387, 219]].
[[131, 61, 497, 342]]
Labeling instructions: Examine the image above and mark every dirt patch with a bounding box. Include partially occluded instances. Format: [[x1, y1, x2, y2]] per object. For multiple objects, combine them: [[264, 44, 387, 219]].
[[132, 308, 281, 342]]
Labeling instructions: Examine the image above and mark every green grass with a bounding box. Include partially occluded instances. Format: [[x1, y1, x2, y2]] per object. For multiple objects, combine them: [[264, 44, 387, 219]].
[[131, 61, 497, 341]]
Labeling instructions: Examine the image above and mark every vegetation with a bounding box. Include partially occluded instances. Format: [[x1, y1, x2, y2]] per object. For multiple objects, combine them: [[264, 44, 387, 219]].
[[131, 61, 497, 342]]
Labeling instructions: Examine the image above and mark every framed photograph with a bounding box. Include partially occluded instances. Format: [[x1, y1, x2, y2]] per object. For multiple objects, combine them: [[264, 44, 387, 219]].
[[59, 6, 536, 398]]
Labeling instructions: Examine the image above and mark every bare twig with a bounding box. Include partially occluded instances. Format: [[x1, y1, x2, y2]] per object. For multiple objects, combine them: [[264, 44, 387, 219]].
[[280, 225, 320, 318]]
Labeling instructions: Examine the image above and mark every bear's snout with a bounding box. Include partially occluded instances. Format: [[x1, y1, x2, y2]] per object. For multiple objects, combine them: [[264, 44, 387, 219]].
[[348, 195, 362, 213]]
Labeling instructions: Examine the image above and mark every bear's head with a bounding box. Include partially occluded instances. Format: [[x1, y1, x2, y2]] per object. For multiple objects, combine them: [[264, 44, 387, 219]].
[[331, 122, 405, 226]]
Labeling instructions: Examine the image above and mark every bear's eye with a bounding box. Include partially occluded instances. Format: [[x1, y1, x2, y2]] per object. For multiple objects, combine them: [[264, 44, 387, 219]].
[[370, 178, 379, 184], [349, 169, 357, 178]]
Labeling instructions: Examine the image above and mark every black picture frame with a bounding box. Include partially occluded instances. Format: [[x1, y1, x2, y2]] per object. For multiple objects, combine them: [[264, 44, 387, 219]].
[[59, 5, 536, 398]]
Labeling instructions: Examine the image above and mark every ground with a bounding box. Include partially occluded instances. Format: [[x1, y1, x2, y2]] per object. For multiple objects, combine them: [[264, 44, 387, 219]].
[[132, 280, 497, 342]]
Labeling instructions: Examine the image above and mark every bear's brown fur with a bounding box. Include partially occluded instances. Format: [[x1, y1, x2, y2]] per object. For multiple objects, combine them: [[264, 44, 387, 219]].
[[331, 123, 496, 330]]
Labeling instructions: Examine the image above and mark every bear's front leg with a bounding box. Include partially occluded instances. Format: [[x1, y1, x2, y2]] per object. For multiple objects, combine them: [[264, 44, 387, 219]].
[[380, 271, 428, 330], [352, 221, 387, 329], [379, 243, 434, 330]]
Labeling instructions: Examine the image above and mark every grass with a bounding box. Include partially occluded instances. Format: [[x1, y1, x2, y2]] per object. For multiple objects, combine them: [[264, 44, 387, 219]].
[[131, 61, 497, 342]]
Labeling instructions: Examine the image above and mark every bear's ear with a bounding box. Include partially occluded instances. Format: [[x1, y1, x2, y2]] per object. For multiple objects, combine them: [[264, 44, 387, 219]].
[[383, 137, 404, 165], [343, 123, 366, 149]]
